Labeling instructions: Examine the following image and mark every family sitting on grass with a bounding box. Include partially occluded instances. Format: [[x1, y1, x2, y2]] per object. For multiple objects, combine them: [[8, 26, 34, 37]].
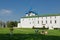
[[35, 29, 48, 35]]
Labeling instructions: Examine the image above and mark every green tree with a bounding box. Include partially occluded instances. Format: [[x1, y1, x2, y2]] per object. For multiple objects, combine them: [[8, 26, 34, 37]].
[[7, 21, 18, 28], [6, 21, 15, 37], [14, 21, 18, 27]]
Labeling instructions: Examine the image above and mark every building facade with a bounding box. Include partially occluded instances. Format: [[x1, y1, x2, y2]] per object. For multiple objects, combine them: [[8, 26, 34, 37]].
[[18, 11, 60, 29]]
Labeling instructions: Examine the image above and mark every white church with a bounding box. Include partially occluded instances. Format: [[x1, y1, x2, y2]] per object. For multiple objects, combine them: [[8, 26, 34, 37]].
[[18, 11, 60, 29]]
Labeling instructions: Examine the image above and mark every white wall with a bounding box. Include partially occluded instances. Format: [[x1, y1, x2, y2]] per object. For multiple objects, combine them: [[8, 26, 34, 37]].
[[18, 16, 60, 29], [30, 13, 35, 16], [26, 14, 28, 16], [18, 23, 21, 28]]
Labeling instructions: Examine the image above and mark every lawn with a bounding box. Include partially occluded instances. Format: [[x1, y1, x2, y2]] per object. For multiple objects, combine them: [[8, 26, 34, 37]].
[[0, 28, 60, 40]]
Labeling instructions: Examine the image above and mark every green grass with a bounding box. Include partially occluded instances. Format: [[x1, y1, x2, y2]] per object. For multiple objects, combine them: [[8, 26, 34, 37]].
[[0, 28, 60, 40]]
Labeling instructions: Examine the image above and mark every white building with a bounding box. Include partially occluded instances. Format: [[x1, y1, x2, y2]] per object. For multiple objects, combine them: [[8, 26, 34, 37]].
[[18, 11, 60, 29]]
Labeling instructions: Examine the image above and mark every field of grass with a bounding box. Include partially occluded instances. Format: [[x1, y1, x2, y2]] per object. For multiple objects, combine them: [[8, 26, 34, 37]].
[[0, 28, 60, 40]]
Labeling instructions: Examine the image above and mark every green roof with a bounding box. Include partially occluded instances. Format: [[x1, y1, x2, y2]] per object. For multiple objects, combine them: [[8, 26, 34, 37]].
[[21, 14, 60, 18]]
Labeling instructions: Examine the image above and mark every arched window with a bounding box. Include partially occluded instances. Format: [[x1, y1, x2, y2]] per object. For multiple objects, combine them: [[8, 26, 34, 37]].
[[38, 21, 39, 24], [42, 21, 43, 24], [50, 20, 52, 24], [55, 20, 56, 23], [46, 20, 47, 24]]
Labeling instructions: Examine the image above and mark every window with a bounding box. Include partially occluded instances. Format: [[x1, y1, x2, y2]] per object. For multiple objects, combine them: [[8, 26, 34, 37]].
[[50, 20, 52, 24], [46, 20, 47, 24], [55, 16, 56, 18], [42, 21, 43, 24], [50, 16, 51, 18], [30, 22, 31, 24], [38, 21, 39, 24], [55, 20, 56, 23]]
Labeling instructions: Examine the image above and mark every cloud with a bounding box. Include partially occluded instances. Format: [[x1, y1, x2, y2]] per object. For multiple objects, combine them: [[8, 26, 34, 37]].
[[0, 9, 13, 21], [0, 9, 12, 15]]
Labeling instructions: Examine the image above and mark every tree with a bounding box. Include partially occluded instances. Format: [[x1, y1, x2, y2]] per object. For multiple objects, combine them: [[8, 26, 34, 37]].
[[6, 21, 15, 37], [7, 21, 18, 28], [14, 21, 18, 27], [0, 21, 6, 28]]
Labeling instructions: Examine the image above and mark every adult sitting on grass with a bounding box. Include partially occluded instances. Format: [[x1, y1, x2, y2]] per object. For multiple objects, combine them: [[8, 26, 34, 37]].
[[40, 30, 48, 35], [35, 29, 39, 34]]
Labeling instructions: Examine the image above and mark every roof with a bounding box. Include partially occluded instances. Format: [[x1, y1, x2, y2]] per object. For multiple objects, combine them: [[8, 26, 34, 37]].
[[21, 14, 60, 18], [25, 11, 38, 15]]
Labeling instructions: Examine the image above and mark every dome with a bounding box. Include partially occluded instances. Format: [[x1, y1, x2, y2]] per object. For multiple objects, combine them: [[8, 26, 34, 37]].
[[26, 11, 38, 15]]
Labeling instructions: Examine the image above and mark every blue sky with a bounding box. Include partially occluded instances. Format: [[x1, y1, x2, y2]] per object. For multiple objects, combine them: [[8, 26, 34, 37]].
[[0, 0, 60, 22]]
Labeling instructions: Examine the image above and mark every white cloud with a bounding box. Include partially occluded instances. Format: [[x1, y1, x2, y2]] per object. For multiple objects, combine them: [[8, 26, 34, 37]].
[[0, 9, 12, 15]]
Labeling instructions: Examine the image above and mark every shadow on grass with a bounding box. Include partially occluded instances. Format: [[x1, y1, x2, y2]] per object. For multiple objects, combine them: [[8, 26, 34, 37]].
[[0, 34, 60, 40]]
